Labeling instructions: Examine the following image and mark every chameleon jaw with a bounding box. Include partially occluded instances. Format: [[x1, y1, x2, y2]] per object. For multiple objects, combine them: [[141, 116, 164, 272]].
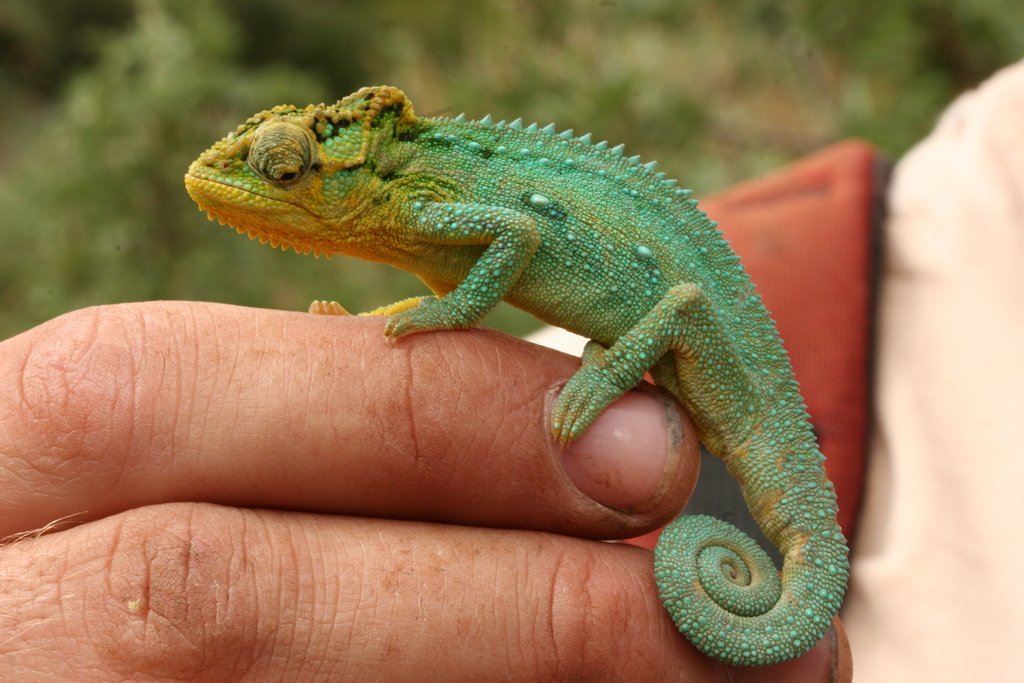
[[184, 172, 337, 257]]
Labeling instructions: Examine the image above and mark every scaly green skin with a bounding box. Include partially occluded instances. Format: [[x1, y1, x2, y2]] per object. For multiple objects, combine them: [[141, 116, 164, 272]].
[[185, 86, 849, 666]]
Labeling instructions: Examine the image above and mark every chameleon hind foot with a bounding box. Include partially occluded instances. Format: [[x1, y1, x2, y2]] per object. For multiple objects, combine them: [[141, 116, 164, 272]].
[[308, 300, 350, 315], [552, 283, 710, 443]]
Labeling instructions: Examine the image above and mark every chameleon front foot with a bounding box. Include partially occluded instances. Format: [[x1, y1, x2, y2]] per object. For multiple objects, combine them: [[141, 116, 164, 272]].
[[383, 296, 474, 337]]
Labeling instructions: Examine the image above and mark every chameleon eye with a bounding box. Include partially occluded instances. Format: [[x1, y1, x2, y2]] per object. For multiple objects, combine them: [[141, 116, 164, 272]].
[[248, 121, 316, 185]]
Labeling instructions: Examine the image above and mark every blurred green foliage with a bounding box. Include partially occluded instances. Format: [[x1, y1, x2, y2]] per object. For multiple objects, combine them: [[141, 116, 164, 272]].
[[0, 0, 1021, 339]]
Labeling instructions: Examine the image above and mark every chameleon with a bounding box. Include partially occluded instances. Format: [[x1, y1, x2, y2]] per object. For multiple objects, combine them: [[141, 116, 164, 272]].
[[185, 85, 849, 666]]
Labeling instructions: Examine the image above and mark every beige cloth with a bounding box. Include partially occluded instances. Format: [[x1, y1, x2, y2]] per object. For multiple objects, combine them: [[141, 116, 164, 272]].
[[843, 59, 1024, 678]]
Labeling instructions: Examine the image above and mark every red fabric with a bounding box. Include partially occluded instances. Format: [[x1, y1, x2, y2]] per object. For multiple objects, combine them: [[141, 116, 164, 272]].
[[628, 140, 878, 548]]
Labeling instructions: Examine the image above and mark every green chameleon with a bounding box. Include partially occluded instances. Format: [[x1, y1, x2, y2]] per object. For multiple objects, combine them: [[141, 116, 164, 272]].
[[185, 85, 849, 666]]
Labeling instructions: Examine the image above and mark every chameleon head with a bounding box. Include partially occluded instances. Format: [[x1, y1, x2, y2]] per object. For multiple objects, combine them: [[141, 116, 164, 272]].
[[184, 86, 416, 256], [186, 116, 337, 255]]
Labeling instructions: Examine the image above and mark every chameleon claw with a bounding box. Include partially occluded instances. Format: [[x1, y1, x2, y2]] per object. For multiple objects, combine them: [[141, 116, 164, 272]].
[[381, 296, 453, 338], [550, 417, 582, 445], [382, 315, 409, 337], [384, 311, 430, 338]]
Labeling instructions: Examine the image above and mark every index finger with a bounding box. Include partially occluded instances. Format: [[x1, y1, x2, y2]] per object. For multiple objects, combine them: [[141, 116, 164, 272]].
[[0, 301, 698, 540]]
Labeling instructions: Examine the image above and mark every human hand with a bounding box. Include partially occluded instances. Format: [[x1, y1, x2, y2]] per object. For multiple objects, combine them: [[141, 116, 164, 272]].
[[0, 302, 850, 682]]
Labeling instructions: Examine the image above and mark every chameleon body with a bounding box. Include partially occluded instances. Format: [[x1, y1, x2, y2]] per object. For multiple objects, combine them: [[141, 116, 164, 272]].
[[185, 86, 849, 666]]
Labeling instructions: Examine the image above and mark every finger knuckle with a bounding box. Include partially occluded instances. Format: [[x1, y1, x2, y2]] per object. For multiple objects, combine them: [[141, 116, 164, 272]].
[[544, 544, 659, 679], [1, 306, 140, 489], [96, 503, 260, 682]]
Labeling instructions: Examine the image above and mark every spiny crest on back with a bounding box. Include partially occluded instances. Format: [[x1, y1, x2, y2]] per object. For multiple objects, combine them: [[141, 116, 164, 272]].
[[436, 109, 698, 207], [435, 108, 720, 254]]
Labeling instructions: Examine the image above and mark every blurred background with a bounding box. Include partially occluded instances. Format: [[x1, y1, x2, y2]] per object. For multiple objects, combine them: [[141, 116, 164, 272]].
[[0, 0, 1021, 340]]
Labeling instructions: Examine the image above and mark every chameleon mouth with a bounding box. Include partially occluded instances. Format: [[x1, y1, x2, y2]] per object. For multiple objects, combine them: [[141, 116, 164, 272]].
[[184, 173, 336, 258]]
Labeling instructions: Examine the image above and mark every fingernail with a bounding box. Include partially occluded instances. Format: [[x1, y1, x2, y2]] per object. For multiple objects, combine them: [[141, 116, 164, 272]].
[[554, 389, 684, 513], [828, 617, 853, 683]]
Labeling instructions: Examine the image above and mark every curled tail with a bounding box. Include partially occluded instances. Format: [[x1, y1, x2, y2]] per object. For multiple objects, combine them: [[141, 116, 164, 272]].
[[654, 508, 848, 665]]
